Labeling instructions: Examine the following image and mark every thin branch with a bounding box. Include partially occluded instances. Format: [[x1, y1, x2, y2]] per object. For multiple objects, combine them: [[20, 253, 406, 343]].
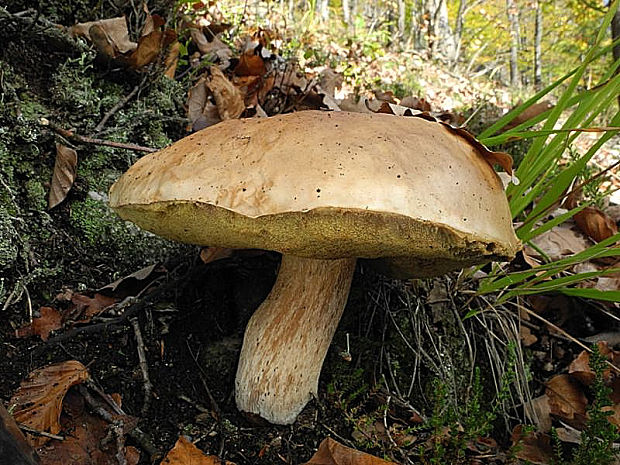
[[41, 119, 157, 153], [94, 79, 144, 134], [130, 317, 153, 416]]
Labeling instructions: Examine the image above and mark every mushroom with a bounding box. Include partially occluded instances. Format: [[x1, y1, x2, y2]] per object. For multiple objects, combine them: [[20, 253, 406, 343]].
[[109, 110, 520, 425]]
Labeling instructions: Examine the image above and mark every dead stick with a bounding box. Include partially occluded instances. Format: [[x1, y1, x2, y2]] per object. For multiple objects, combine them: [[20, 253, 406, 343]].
[[130, 317, 153, 416], [94, 81, 143, 134], [18, 424, 64, 441], [78, 385, 161, 461], [113, 424, 128, 465], [186, 340, 222, 420], [40, 119, 157, 153]]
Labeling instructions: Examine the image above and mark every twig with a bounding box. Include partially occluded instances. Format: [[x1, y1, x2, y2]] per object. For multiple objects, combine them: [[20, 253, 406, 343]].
[[40, 119, 157, 153], [37, 279, 171, 352], [78, 384, 161, 461], [130, 317, 153, 416], [94, 79, 144, 134], [186, 340, 222, 420], [113, 424, 128, 465], [18, 424, 64, 440]]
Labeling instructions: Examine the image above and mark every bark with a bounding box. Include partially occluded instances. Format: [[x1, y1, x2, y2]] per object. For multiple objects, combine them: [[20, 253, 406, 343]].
[[453, 0, 467, 64], [342, 0, 350, 25], [426, 0, 456, 59], [506, 0, 521, 87], [534, 0, 543, 90], [235, 256, 356, 424], [398, 0, 406, 44]]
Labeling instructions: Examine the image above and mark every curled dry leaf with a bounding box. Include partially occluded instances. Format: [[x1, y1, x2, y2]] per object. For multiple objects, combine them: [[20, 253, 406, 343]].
[[206, 67, 245, 121], [48, 143, 77, 209], [304, 437, 393, 465], [126, 29, 177, 69], [161, 436, 236, 465], [574, 206, 618, 242], [98, 263, 161, 294], [510, 425, 554, 465], [70, 17, 136, 54], [545, 374, 588, 429], [10, 360, 89, 447], [189, 26, 233, 67], [164, 41, 181, 79]]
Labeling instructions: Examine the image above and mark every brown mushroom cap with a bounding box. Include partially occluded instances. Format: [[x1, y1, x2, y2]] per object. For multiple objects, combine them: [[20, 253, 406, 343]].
[[109, 110, 520, 276]]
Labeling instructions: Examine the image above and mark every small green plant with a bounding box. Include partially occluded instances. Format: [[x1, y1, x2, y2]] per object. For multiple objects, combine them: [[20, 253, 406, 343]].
[[417, 345, 518, 464], [566, 345, 618, 465]]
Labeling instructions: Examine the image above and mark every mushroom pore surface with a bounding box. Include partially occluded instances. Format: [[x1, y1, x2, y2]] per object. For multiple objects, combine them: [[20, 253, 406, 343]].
[[110, 110, 520, 272]]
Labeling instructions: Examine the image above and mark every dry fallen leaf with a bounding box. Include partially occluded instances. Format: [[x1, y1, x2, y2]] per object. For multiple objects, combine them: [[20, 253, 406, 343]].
[[568, 341, 620, 386], [127, 29, 177, 69], [206, 67, 245, 121], [304, 437, 393, 465], [161, 436, 235, 465], [524, 395, 552, 432], [36, 389, 139, 465], [187, 75, 223, 131], [164, 41, 181, 78], [400, 96, 432, 112], [189, 26, 233, 67], [10, 361, 90, 447], [527, 224, 591, 261], [574, 206, 618, 242], [545, 374, 588, 428], [70, 17, 136, 54], [500, 100, 554, 132], [519, 325, 538, 347], [234, 48, 267, 77], [15, 307, 63, 341], [98, 263, 161, 295], [510, 425, 554, 465], [48, 143, 77, 209], [70, 292, 117, 322]]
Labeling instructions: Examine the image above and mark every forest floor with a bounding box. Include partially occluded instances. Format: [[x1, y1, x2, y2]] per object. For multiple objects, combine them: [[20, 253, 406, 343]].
[[1, 3, 619, 465]]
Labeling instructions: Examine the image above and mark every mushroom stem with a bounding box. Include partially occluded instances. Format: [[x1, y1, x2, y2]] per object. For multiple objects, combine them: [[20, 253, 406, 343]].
[[235, 255, 357, 425]]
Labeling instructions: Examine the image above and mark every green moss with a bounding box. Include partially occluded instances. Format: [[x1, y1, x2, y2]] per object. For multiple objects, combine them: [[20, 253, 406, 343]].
[[24, 180, 47, 211], [0, 207, 19, 269]]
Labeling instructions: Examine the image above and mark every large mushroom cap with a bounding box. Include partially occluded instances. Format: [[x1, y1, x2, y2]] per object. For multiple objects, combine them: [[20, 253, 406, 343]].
[[110, 110, 519, 276]]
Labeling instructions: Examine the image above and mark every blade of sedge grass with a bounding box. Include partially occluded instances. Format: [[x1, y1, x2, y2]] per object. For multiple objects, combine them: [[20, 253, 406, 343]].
[[507, 7, 617, 209], [558, 288, 620, 302]]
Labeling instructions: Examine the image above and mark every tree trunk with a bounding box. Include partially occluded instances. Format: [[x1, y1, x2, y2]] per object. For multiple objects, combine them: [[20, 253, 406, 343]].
[[534, 0, 543, 90], [288, 0, 294, 21], [426, 0, 455, 59], [506, 0, 521, 87], [342, 0, 350, 25], [453, 0, 466, 65], [398, 0, 406, 45], [319, 0, 329, 22]]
